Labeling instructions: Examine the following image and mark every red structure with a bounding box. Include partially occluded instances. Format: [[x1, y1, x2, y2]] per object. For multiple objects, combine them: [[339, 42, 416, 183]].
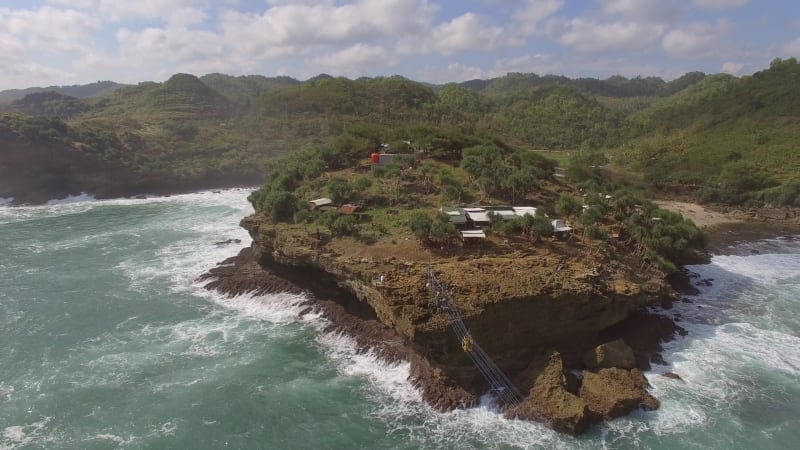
[[370, 152, 380, 164]]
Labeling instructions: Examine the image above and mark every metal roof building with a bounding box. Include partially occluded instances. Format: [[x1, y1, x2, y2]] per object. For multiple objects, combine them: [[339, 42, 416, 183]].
[[512, 206, 538, 218], [308, 198, 333, 209], [440, 207, 467, 226]]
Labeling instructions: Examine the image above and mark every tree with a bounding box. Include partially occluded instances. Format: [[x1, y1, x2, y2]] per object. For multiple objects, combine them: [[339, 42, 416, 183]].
[[429, 213, 459, 244], [556, 194, 582, 219], [260, 189, 298, 222], [352, 176, 372, 200], [330, 214, 357, 236], [409, 212, 433, 240], [381, 163, 403, 205], [438, 168, 463, 204], [504, 169, 536, 205], [326, 175, 352, 204], [530, 214, 554, 242], [417, 162, 438, 194]]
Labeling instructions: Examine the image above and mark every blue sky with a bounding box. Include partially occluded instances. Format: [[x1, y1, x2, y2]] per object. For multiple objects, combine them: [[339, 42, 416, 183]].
[[1, 0, 799, 89]]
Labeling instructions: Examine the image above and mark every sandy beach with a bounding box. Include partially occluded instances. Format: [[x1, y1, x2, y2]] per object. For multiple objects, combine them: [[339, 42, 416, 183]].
[[654, 200, 741, 228]]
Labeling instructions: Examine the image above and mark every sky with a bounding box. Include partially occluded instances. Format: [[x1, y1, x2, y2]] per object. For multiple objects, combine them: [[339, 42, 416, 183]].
[[1, 0, 799, 90]]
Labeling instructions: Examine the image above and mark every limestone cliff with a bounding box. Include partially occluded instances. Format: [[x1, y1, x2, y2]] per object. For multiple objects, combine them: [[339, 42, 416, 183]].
[[241, 213, 675, 394]]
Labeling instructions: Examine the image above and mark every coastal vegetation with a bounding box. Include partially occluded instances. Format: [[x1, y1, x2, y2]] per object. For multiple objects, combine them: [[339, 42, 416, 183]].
[[2, 58, 799, 209], [245, 125, 706, 273]]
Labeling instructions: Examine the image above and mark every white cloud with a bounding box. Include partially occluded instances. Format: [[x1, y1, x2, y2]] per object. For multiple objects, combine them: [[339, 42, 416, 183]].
[[721, 61, 745, 74], [493, 53, 562, 75], [117, 26, 224, 63], [1, 6, 100, 52], [219, 0, 436, 53], [0, 31, 67, 85], [692, 0, 748, 10], [781, 37, 800, 56], [554, 18, 665, 52], [662, 20, 732, 57], [430, 13, 523, 56], [515, 0, 564, 35], [309, 44, 395, 76], [46, 0, 97, 8], [600, 0, 682, 23], [98, 0, 203, 21], [49, 0, 205, 22], [266, 0, 332, 5], [0, 33, 25, 65], [166, 7, 207, 28], [415, 62, 492, 84]]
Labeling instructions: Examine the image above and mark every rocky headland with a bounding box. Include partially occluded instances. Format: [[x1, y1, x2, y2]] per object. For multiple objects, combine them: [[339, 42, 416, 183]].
[[201, 212, 693, 435]]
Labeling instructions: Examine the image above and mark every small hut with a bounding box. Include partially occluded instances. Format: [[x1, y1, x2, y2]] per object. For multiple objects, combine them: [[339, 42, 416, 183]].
[[308, 198, 334, 210], [460, 229, 487, 245], [552, 219, 573, 239]]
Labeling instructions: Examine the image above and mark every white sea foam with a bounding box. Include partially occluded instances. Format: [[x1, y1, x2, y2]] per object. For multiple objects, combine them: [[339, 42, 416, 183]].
[[89, 433, 136, 446], [709, 252, 800, 285], [111, 190, 253, 294], [209, 291, 311, 324], [315, 330, 575, 449], [0, 187, 256, 225], [627, 240, 800, 443], [158, 421, 177, 436], [45, 192, 96, 205], [0, 382, 14, 402], [0, 417, 52, 450]]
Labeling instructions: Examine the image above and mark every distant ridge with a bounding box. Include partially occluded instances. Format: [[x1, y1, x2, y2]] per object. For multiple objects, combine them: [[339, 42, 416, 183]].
[[0, 81, 124, 105]]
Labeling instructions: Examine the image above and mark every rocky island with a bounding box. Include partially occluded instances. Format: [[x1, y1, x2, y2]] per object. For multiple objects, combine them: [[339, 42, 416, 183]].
[[202, 141, 708, 435]]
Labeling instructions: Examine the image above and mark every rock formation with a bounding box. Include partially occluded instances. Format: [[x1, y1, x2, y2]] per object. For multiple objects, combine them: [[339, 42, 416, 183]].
[[583, 339, 637, 369], [580, 368, 660, 419], [201, 212, 685, 434]]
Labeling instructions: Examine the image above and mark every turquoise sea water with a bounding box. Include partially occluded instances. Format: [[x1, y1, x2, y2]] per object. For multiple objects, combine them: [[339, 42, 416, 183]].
[[1, 190, 798, 449]]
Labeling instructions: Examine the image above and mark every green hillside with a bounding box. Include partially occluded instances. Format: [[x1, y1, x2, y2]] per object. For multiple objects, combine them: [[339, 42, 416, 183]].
[[200, 73, 299, 105], [2, 61, 799, 207], [0, 81, 123, 105], [3, 91, 91, 119], [614, 58, 800, 205]]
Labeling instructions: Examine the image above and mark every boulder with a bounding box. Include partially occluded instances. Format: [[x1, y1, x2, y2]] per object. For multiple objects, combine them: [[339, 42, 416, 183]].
[[507, 351, 591, 435], [583, 339, 636, 369], [579, 368, 659, 419]]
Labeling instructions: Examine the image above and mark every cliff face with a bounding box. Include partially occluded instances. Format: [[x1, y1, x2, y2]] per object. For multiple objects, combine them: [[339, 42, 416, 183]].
[[0, 122, 264, 205], [242, 213, 673, 386]]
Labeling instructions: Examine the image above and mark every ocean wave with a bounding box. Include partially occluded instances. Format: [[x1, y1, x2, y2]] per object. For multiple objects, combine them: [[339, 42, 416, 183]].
[[45, 192, 96, 205], [1, 417, 53, 450], [0, 187, 255, 225]]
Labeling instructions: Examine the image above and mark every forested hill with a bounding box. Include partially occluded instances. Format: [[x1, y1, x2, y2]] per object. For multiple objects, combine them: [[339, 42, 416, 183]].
[[0, 81, 123, 105], [1, 59, 799, 206]]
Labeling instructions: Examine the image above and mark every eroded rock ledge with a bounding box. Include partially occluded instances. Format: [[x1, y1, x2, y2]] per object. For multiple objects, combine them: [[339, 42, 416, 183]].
[[202, 212, 687, 434]]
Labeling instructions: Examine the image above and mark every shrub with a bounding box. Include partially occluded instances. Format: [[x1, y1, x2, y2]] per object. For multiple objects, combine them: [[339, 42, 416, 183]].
[[409, 212, 433, 240], [330, 215, 358, 236], [260, 189, 298, 222], [294, 209, 312, 224], [585, 225, 609, 241], [529, 215, 554, 240], [579, 207, 604, 227], [326, 175, 353, 204], [556, 194, 582, 218], [429, 213, 459, 244], [496, 217, 523, 236]]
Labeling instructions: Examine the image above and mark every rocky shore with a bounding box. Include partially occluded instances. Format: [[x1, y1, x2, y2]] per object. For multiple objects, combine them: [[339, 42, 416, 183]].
[[199, 212, 697, 435]]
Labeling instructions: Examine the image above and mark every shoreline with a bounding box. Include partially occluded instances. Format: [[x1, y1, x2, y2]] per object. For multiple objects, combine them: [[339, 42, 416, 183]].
[[655, 200, 800, 253], [200, 247, 687, 433], [199, 247, 478, 410], [197, 199, 799, 434]]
